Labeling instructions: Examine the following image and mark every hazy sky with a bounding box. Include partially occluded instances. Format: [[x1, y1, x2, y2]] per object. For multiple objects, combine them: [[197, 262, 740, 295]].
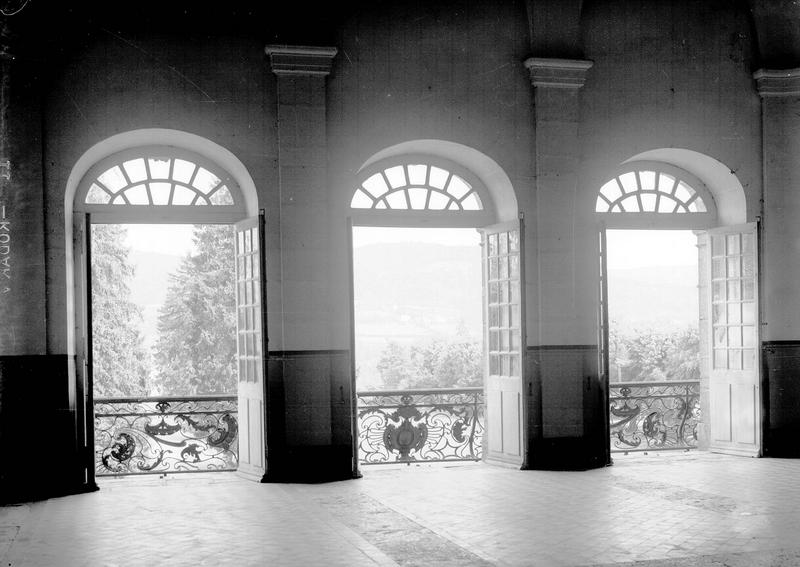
[[606, 229, 697, 269], [124, 224, 195, 256]]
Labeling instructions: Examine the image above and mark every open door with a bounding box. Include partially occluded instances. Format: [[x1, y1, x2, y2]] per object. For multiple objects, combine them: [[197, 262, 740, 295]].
[[482, 219, 526, 466], [707, 223, 761, 456], [234, 212, 269, 480], [597, 226, 611, 464], [73, 213, 96, 489]]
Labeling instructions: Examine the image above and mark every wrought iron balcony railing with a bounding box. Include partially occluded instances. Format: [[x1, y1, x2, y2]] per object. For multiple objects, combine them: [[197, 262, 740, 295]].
[[609, 380, 700, 453], [94, 396, 238, 476], [357, 387, 484, 465]]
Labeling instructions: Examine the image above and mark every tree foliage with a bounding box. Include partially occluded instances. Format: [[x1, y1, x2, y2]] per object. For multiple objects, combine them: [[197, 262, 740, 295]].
[[91, 224, 153, 397], [152, 225, 237, 395], [376, 339, 482, 389], [609, 323, 700, 383]]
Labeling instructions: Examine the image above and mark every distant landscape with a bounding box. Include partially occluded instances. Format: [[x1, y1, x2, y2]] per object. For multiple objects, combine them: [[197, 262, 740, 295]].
[[126, 243, 699, 388]]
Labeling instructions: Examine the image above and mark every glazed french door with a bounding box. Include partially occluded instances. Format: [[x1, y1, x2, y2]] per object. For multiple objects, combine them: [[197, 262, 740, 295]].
[[234, 212, 269, 480], [482, 220, 526, 466], [707, 223, 761, 456]]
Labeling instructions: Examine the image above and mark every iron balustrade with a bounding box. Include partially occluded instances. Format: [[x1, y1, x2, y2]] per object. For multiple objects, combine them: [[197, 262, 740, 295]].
[[357, 387, 484, 465], [609, 381, 700, 453], [94, 396, 238, 476]]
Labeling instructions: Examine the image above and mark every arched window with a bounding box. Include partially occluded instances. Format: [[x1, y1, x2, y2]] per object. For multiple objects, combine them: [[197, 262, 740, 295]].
[[75, 146, 246, 223], [594, 162, 716, 229], [349, 156, 494, 227]]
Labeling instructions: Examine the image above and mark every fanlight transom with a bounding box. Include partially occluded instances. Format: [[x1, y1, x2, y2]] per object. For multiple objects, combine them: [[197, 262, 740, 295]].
[[351, 163, 483, 211], [84, 155, 235, 207], [595, 169, 708, 214]]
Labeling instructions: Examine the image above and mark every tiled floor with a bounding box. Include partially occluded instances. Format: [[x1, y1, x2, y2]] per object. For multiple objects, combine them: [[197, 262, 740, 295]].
[[3, 453, 800, 566]]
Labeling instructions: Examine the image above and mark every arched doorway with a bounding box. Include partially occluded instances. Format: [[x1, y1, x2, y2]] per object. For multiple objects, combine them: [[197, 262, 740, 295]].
[[67, 131, 268, 486], [594, 158, 760, 458], [347, 145, 525, 470]]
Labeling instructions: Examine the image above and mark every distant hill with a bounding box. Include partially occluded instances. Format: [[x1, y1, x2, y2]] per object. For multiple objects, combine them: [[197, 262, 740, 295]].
[[608, 264, 698, 333]]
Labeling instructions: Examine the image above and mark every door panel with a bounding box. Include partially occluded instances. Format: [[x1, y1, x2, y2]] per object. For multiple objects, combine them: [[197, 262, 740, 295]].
[[235, 213, 269, 480], [707, 223, 761, 456], [482, 220, 525, 466]]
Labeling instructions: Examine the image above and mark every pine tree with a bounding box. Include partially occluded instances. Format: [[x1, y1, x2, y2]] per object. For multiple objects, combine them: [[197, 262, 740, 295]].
[[91, 224, 152, 397], [152, 225, 237, 395]]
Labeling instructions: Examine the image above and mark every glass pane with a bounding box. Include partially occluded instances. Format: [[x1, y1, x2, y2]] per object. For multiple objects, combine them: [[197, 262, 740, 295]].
[[712, 235, 725, 256], [742, 233, 755, 255], [743, 279, 755, 300], [428, 191, 450, 210], [743, 253, 755, 278], [98, 165, 128, 192], [714, 349, 727, 369], [350, 189, 373, 208], [500, 306, 509, 327], [489, 354, 499, 374], [407, 164, 427, 185], [501, 355, 510, 376], [122, 158, 148, 183], [713, 281, 725, 302], [489, 258, 498, 280], [742, 302, 755, 324], [172, 185, 195, 205], [172, 158, 196, 184], [500, 330, 508, 351], [150, 182, 171, 205], [499, 282, 509, 303], [510, 356, 520, 376], [384, 165, 407, 188], [714, 326, 727, 347], [407, 187, 428, 210], [148, 158, 171, 179], [210, 186, 234, 205], [509, 230, 519, 252], [728, 326, 742, 347], [85, 183, 110, 204], [713, 303, 726, 325], [499, 257, 508, 279], [489, 306, 499, 327], [447, 175, 471, 199], [712, 258, 725, 278], [428, 166, 449, 189], [510, 332, 520, 350], [727, 303, 741, 324], [511, 304, 520, 327], [192, 167, 221, 194], [727, 234, 740, 254], [363, 173, 389, 198], [727, 258, 740, 278], [727, 281, 741, 301], [742, 349, 755, 370], [385, 191, 407, 209], [490, 331, 499, 350], [510, 255, 520, 279], [742, 326, 755, 347], [499, 232, 508, 255], [489, 282, 499, 304]]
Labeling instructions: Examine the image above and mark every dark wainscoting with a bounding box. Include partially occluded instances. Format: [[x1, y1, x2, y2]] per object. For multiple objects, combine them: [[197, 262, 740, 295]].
[[762, 341, 800, 457], [264, 350, 356, 482], [0, 355, 95, 503], [524, 345, 607, 470]]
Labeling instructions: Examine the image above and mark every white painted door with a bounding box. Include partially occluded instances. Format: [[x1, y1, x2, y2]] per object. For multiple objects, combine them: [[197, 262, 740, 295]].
[[482, 220, 526, 466], [708, 223, 761, 456], [234, 214, 269, 480]]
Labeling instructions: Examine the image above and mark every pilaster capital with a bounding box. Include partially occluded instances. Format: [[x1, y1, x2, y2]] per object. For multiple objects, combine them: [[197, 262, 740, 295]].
[[753, 68, 800, 97], [264, 45, 338, 77], [523, 57, 593, 89]]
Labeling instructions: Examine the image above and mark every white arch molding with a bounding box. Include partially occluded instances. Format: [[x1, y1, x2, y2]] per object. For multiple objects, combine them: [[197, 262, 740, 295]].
[[64, 128, 259, 352], [623, 149, 747, 226]]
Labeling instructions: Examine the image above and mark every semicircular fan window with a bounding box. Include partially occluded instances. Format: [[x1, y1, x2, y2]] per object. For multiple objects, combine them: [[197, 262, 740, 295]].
[[351, 163, 483, 211], [595, 170, 708, 214], [84, 156, 235, 207]]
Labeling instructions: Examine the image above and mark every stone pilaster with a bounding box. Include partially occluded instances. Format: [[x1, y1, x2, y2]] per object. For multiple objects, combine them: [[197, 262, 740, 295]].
[[264, 45, 354, 481], [523, 57, 605, 469], [754, 67, 800, 456]]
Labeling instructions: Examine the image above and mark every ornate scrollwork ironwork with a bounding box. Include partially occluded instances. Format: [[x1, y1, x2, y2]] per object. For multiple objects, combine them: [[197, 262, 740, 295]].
[[357, 388, 484, 465], [609, 381, 700, 453], [94, 396, 238, 476]]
